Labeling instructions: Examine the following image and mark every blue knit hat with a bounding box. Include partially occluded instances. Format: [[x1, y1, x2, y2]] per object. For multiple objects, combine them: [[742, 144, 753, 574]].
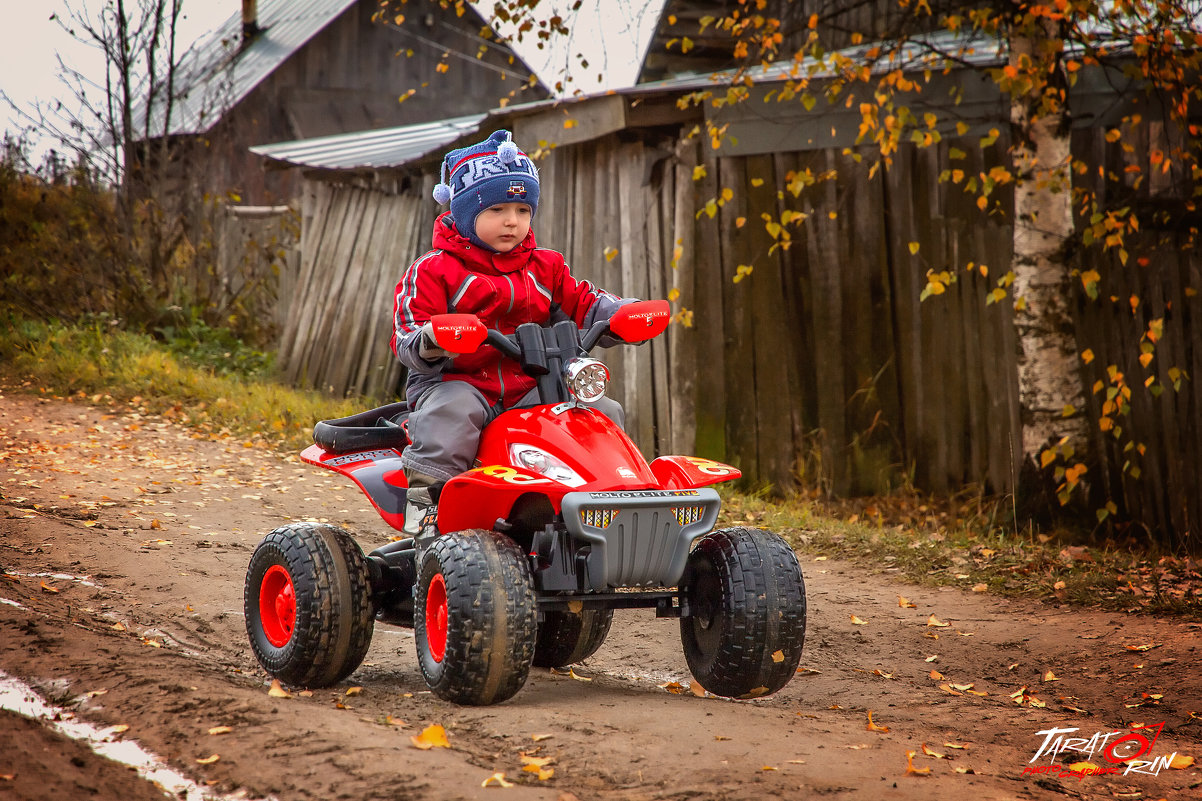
[[432, 129, 540, 250]]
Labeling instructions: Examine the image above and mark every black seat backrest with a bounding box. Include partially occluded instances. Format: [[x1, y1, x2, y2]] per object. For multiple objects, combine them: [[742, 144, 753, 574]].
[[312, 401, 410, 454]]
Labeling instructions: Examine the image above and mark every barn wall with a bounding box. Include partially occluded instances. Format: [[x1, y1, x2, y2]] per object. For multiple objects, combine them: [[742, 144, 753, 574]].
[[177, 0, 548, 205], [280, 120, 1199, 542]]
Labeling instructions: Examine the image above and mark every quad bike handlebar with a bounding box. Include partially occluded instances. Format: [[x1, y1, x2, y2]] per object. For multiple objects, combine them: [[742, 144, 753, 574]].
[[429, 299, 670, 407], [429, 299, 670, 358]]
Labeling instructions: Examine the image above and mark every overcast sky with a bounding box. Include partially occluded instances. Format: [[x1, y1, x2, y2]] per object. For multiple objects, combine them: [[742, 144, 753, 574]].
[[2, 2, 231, 158]]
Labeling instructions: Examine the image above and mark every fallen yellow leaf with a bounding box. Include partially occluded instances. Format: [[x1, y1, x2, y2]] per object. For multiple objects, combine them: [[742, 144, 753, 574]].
[[481, 772, 514, 788], [940, 683, 963, 696], [761, 765, 778, 771], [1043, 671, 1059, 682], [1169, 754, 1195, 769], [267, 680, 292, 699], [771, 650, 785, 663], [1125, 643, 1161, 652], [1068, 760, 1099, 773], [971, 583, 987, 593], [690, 681, 707, 698], [872, 669, 894, 679], [921, 743, 947, 759], [905, 750, 931, 775], [207, 726, 233, 736], [568, 668, 592, 682], [40, 581, 60, 594], [850, 615, 868, 625], [109, 724, 130, 735], [345, 687, 362, 696], [898, 595, 917, 608], [521, 764, 554, 780], [660, 681, 684, 694], [195, 754, 220, 765], [866, 710, 890, 733], [943, 741, 969, 749], [521, 755, 555, 768], [929, 669, 945, 680], [927, 615, 950, 628], [531, 733, 554, 742], [411, 724, 450, 750]]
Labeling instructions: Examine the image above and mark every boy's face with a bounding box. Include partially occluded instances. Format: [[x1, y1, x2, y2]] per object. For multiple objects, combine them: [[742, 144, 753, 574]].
[[473, 202, 532, 252]]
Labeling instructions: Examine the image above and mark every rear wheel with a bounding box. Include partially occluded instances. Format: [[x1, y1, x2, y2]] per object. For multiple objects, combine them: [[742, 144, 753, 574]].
[[415, 530, 538, 705], [679, 527, 806, 699], [244, 523, 375, 687], [532, 606, 613, 668]]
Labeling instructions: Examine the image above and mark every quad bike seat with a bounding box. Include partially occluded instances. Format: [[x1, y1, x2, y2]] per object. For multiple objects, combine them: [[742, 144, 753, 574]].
[[312, 401, 410, 454]]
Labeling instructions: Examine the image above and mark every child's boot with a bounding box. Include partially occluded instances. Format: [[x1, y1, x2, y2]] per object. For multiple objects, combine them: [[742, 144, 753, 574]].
[[403, 481, 442, 536]]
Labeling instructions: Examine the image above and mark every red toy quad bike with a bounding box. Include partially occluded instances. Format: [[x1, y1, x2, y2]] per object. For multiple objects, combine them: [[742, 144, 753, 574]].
[[244, 300, 806, 705]]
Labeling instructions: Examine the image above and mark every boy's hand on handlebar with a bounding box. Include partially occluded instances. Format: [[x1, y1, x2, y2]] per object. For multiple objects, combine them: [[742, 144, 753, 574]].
[[418, 322, 454, 361]]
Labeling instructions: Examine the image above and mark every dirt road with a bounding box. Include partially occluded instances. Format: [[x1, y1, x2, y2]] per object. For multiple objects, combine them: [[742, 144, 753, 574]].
[[1, 391, 1199, 801]]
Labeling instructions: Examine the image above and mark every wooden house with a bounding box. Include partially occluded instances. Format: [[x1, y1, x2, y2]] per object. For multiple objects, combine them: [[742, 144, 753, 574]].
[[252, 19, 1200, 544], [131, 0, 550, 204]]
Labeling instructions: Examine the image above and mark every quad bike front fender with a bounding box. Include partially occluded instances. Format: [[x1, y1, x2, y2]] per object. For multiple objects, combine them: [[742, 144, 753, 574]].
[[437, 465, 573, 534], [650, 456, 741, 490]]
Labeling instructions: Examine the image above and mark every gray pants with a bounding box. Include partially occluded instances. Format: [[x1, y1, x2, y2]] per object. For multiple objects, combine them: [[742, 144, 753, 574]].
[[401, 380, 625, 485]]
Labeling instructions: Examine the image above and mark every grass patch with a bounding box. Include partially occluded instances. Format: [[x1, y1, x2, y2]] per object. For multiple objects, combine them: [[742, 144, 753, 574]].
[[2, 316, 1198, 617], [719, 492, 1202, 618], [0, 315, 361, 450]]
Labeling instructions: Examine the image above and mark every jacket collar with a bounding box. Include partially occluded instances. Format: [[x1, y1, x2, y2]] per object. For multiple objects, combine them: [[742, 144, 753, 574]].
[[433, 212, 535, 274]]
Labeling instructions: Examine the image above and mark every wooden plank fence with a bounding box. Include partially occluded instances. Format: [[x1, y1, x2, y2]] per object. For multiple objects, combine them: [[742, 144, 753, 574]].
[[275, 125, 1198, 543], [276, 181, 427, 398]]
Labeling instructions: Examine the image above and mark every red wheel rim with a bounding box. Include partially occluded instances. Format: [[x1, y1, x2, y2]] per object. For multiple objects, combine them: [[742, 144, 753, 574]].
[[425, 572, 448, 663], [259, 565, 296, 648]]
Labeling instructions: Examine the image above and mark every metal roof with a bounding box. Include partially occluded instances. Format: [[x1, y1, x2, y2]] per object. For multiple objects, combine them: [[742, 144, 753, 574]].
[[249, 114, 488, 170], [135, 0, 358, 137], [250, 29, 1008, 172]]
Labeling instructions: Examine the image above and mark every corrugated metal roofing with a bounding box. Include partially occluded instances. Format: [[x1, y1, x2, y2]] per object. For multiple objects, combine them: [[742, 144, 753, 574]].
[[249, 114, 488, 170], [135, 0, 358, 137], [250, 29, 1007, 171]]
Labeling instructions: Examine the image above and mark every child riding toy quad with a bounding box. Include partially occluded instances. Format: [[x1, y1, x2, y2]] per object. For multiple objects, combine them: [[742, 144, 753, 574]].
[[244, 300, 807, 705]]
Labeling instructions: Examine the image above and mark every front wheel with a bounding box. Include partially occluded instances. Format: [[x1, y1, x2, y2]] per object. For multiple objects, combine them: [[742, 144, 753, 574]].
[[244, 523, 375, 688], [679, 527, 806, 699], [415, 530, 538, 705]]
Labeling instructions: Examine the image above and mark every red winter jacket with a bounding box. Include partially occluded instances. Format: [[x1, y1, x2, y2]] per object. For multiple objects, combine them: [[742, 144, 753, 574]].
[[392, 212, 628, 407]]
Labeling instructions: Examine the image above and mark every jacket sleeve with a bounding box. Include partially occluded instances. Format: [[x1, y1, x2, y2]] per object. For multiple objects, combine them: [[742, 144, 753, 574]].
[[552, 258, 635, 334], [391, 251, 451, 373]]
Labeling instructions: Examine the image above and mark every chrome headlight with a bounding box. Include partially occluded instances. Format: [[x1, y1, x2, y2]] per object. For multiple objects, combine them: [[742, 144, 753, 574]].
[[564, 358, 610, 403], [510, 444, 586, 487]]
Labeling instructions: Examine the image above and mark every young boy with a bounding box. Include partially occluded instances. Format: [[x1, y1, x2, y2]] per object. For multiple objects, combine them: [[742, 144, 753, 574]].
[[391, 129, 633, 536]]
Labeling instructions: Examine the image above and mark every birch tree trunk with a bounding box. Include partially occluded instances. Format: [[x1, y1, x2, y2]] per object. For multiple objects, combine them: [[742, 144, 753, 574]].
[[1009, 23, 1091, 513]]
